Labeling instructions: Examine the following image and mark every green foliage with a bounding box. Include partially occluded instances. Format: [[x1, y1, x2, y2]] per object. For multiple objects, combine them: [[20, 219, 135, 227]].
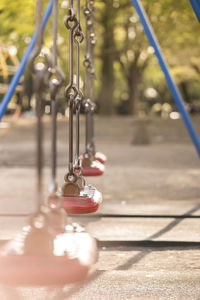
[[0, 0, 35, 58], [1, 0, 200, 113]]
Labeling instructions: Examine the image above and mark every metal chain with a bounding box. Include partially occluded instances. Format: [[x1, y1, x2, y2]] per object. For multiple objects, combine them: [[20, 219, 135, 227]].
[[64, 0, 77, 176], [83, 0, 92, 100], [48, 0, 64, 194], [88, 0, 96, 154], [74, 0, 84, 173], [64, 0, 80, 178], [48, 0, 64, 195], [52, 0, 58, 68], [89, 0, 95, 101], [29, 0, 47, 210], [83, 0, 96, 155], [50, 0, 58, 193], [83, 0, 92, 154]]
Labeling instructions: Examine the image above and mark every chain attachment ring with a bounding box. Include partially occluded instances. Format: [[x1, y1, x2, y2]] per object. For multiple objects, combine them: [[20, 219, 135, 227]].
[[64, 172, 78, 183], [48, 66, 64, 100], [64, 7, 78, 30]]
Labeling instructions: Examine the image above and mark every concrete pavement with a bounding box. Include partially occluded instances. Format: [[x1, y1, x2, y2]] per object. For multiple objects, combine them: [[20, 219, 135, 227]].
[[0, 116, 199, 299]]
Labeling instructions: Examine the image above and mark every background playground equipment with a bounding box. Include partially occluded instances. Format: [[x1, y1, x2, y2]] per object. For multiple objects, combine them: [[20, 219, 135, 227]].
[[0, 41, 23, 115], [0, 0, 53, 121]]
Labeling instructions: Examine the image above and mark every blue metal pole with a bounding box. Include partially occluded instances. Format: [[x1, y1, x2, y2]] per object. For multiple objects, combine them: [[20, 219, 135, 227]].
[[189, 0, 200, 23], [0, 0, 53, 121], [131, 0, 200, 158]]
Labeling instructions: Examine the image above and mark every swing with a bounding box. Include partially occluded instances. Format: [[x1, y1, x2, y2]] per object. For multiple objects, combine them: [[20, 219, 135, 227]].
[[81, 102, 105, 176], [0, 0, 97, 286], [81, 1, 106, 177], [95, 152, 107, 164], [59, 0, 102, 214], [61, 173, 102, 214], [0, 212, 97, 286]]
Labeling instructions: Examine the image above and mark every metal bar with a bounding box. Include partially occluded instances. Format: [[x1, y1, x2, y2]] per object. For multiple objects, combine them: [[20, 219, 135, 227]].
[[51, 96, 57, 187], [50, 0, 58, 191], [130, 0, 200, 158], [189, 0, 200, 23], [0, 0, 53, 121], [52, 0, 58, 67], [34, 0, 44, 210], [36, 90, 43, 209]]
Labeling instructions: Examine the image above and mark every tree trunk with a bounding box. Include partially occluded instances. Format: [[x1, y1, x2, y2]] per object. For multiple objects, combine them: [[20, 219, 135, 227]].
[[24, 69, 33, 110], [180, 81, 191, 103], [98, 1, 115, 115], [127, 62, 141, 116]]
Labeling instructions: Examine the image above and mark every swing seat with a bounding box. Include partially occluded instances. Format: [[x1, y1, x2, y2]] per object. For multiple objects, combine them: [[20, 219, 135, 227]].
[[61, 185, 102, 214], [94, 152, 107, 164], [82, 160, 105, 176], [0, 227, 97, 286]]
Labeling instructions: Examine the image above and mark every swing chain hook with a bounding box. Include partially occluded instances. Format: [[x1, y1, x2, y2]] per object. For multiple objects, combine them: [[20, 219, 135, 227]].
[[64, 0, 79, 104], [48, 66, 64, 101], [64, 5, 78, 31], [29, 43, 49, 96], [74, 22, 84, 44]]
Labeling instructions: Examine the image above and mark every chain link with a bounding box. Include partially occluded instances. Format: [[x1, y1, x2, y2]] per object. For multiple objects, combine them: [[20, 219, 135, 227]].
[[48, 0, 64, 195], [64, 0, 77, 175], [74, 0, 84, 173], [64, 0, 84, 177], [64, 0, 78, 101], [29, 0, 47, 210], [83, 0, 96, 155]]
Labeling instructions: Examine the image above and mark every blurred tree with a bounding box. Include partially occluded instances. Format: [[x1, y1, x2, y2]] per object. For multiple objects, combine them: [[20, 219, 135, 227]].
[[111, 0, 200, 115], [0, 0, 35, 58], [141, 0, 200, 114], [1, 0, 200, 116], [96, 0, 116, 114], [114, 3, 150, 115]]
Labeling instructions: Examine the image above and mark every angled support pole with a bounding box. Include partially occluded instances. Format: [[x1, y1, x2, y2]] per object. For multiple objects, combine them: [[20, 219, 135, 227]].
[[189, 0, 200, 23], [130, 0, 200, 158], [0, 0, 53, 121]]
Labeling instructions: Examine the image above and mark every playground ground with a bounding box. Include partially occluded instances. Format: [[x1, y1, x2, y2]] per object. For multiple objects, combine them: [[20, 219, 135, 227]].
[[0, 115, 200, 299]]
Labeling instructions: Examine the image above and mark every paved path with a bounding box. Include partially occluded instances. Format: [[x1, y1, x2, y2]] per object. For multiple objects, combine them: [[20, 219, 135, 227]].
[[0, 116, 199, 299]]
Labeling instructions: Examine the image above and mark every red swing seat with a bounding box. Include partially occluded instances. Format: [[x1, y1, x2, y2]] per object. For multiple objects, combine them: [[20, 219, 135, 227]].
[[94, 151, 107, 164], [0, 224, 97, 286], [61, 185, 102, 214], [82, 160, 105, 176]]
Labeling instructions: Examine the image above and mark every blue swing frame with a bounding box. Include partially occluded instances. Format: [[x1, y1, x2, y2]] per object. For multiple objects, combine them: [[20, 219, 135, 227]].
[[190, 0, 200, 23], [0, 0, 53, 121], [130, 0, 200, 158]]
